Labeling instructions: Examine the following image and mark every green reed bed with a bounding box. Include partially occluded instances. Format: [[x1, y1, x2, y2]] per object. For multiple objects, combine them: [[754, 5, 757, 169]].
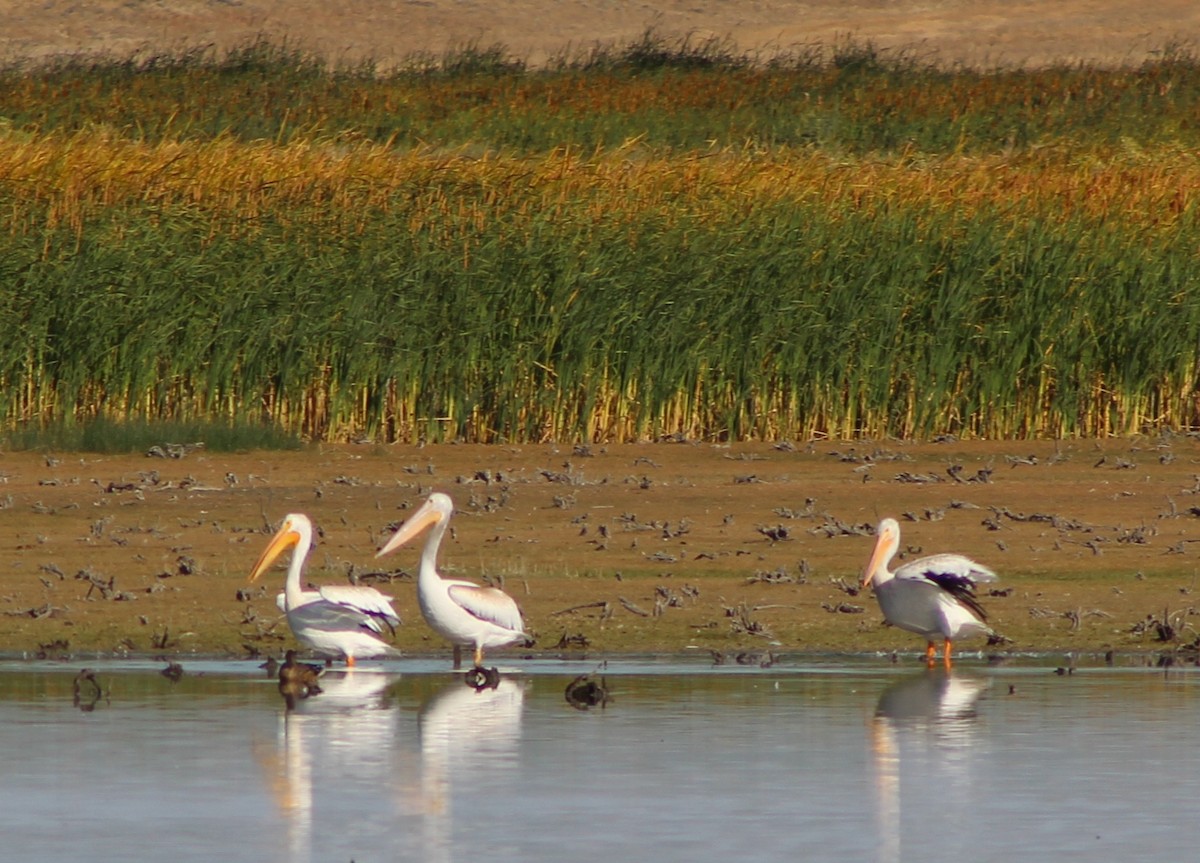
[[2, 130, 1199, 443]]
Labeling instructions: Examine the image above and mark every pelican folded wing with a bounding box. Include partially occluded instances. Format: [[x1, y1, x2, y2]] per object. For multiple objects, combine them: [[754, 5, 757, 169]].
[[920, 569, 990, 621], [317, 584, 401, 631], [447, 584, 526, 634]]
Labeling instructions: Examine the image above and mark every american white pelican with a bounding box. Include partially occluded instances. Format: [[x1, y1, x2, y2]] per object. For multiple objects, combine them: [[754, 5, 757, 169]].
[[376, 492, 529, 669], [861, 517, 998, 664], [266, 527, 399, 626], [249, 513, 402, 666]]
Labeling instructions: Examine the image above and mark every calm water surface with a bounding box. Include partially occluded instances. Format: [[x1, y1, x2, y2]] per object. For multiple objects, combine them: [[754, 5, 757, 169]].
[[1, 656, 1197, 862]]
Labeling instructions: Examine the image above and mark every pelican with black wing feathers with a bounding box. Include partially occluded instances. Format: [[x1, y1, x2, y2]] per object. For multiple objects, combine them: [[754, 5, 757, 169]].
[[376, 492, 529, 669], [862, 517, 997, 665], [249, 513, 401, 666]]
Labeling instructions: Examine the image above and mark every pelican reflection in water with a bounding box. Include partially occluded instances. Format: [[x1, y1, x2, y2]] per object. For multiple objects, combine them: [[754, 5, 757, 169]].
[[257, 668, 402, 862], [870, 670, 991, 863], [407, 675, 527, 863]]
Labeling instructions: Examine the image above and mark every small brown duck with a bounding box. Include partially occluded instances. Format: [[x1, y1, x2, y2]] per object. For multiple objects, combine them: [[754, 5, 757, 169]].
[[278, 649, 325, 706]]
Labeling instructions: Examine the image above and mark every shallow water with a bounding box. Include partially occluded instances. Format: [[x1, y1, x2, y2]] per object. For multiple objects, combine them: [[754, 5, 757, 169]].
[[1, 656, 1198, 862]]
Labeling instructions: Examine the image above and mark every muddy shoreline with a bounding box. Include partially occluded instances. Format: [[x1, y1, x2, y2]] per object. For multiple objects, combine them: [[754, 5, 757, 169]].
[[2, 437, 1197, 664]]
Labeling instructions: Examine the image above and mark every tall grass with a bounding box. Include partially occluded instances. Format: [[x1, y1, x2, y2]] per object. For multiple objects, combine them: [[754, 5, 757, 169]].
[[4, 36, 1200, 155], [2, 128, 1198, 442], [2, 38, 1200, 442]]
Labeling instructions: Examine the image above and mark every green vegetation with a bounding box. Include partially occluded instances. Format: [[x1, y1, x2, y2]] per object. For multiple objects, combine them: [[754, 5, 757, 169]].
[[1, 35, 1199, 443], [2, 418, 300, 453]]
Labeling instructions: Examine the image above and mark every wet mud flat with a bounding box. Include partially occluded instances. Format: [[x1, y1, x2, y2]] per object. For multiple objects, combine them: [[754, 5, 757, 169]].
[[1, 435, 1199, 662]]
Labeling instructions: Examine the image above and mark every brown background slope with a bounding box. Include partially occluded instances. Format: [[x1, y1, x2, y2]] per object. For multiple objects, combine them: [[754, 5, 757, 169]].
[[3, 1, 1199, 69]]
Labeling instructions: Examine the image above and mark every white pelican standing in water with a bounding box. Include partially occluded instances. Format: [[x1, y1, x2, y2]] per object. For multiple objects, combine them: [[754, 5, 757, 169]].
[[376, 492, 530, 669], [861, 517, 997, 665], [249, 513, 402, 666]]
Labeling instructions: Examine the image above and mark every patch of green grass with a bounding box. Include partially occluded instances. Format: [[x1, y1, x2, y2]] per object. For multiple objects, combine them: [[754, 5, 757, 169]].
[[3, 418, 300, 454]]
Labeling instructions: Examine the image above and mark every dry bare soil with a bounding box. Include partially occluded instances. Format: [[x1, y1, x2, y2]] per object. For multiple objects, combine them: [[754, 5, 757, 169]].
[[3, 1, 1199, 69], [2, 438, 1199, 663]]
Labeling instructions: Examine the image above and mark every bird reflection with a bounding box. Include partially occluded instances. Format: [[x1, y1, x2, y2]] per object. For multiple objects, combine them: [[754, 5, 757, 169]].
[[875, 669, 990, 732], [870, 670, 991, 863], [257, 668, 402, 863], [564, 672, 610, 710], [410, 675, 527, 863], [72, 669, 107, 712], [267, 710, 314, 862]]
